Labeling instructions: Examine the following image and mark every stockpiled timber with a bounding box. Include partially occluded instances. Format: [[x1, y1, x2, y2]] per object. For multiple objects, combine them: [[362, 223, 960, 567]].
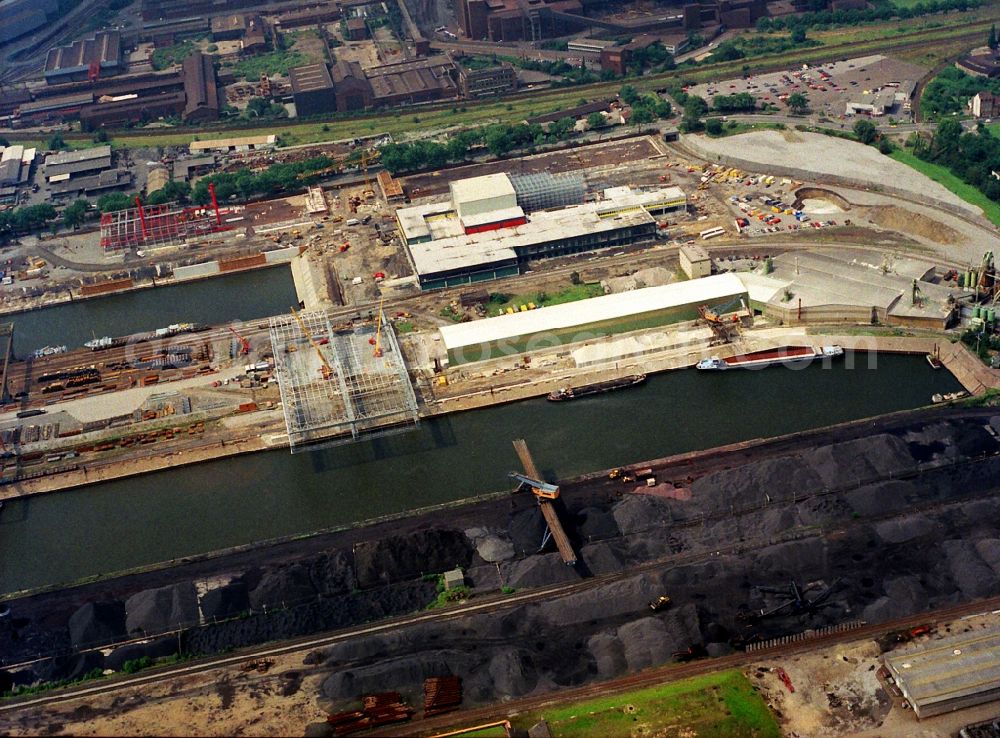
[[424, 676, 462, 716], [79, 277, 134, 297], [218, 253, 266, 272], [326, 692, 412, 735]]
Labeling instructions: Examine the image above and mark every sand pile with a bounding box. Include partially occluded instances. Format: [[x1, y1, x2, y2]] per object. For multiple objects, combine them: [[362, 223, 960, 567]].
[[67, 602, 125, 649], [125, 583, 199, 635]]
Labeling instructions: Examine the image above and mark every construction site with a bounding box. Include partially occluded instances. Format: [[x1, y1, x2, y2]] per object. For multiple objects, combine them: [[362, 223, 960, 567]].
[[3, 114, 1000, 737], [268, 307, 419, 450]]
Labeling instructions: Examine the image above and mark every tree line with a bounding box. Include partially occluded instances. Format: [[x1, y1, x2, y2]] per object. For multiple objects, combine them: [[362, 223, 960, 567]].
[[380, 89, 671, 175], [755, 0, 980, 32]]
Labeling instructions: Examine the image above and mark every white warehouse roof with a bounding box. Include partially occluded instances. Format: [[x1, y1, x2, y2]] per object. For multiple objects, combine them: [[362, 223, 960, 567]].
[[450, 173, 515, 205], [439, 273, 747, 351]]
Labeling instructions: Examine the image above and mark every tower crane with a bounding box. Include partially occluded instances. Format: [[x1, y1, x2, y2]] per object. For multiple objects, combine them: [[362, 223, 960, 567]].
[[290, 306, 333, 380], [228, 326, 250, 356]]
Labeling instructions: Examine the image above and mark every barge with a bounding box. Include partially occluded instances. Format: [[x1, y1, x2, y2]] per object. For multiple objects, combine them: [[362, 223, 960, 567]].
[[697, 345, 844, 371], [547, 374, 647, 401]]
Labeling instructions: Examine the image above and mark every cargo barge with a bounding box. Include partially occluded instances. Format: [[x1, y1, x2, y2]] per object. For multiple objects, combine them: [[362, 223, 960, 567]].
[[84, 323, 209, 351], [697, 345, 843, 371], [547, 374, 647, 401]]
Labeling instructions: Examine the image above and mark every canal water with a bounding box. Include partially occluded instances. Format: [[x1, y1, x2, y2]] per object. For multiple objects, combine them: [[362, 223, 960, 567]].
[[0, 352, 963, 594], [9, 267, 298, 357]]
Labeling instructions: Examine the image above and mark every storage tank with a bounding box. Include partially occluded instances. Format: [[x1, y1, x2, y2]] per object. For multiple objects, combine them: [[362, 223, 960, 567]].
[[973, 305, 982, 319], [958, 272, 966, 288], [990, 308, 997, 324]]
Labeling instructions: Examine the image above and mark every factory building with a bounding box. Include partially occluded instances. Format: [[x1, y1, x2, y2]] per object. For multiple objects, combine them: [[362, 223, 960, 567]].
[[739, 250, 960, 329], [44, 31, 124, 85], [330, 60, 373, 111], [79, 91, 187, 131], [43, 145, 131, 197], [457, 63, 518, 99], [680, 244, 711, 279], [345, 17, 368, 40], [182, 51, 222, 123], [290, 63, 338, 117], [398, 173, 681, 290], [439, 273, 748, 364], [189, 135, 276, 154], [883, 627, 1000, 719], [1, 0, 57, 44], [458, 0, 584, 42], [845, 89, 897, 117], [366, 57, 460, 107]]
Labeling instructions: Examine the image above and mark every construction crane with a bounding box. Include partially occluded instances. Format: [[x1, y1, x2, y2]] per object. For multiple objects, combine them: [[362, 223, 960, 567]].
[[369, 297, 385, 357], [290, 306, 333, 380], [228, 326, 250, 356], [295, 153, 350, 181]]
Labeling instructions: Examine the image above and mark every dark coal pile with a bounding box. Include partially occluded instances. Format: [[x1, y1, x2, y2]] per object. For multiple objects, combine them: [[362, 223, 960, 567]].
[[6, 412, 1000, 709], [67, 602, 125, 649], [125, 582, 199, 635], [354, 530, 474, 589]]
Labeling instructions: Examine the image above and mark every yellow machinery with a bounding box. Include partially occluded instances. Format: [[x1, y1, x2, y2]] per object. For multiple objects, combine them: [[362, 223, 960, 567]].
[[290, 306, 333, 380]]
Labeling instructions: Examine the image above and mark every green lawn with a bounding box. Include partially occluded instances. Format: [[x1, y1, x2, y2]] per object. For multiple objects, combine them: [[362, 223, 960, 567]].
[[486, 283, 604, 316], [456, 670, 780, 738], [890, 149, 1000, 227], [227, 49, 309, 81]]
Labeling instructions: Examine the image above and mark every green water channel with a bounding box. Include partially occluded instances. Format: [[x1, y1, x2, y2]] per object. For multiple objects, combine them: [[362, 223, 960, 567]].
[[0, 352, 963, 594]]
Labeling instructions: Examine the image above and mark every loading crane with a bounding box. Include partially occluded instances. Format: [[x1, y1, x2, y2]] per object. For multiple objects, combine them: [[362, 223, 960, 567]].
[[510, 438, 576, 565], [228, 326, 250, 356], [698, 297, 748, 345], [290, 306, 333, 380]]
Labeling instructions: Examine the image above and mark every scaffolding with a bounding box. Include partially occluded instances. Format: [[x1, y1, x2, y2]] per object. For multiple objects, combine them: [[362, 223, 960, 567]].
[[509, 171, 586, 213], [268, 310, 420, 452], [99, 194, 237, 252]]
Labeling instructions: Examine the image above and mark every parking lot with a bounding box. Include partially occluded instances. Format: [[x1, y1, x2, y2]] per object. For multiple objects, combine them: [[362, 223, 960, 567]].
[[687, 53, 929, 122]]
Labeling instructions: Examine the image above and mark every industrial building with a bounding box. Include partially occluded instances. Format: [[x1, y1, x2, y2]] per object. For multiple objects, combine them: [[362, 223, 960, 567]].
[[290, 63, 338, 117], [739, 250, 960, 329], [189, 135, 276, 154], [44, 31, 124, 85], [79, 91, 187, 130], [458, 0, 584, 42], [680, 244, 711, 279], [330, 60, 373, 111], [969, 91, 1000, 119], [43, 143, 124, 196], [958, 48, 1000, 78], [345, 16, 368, 40], [1, 0, 57, 43], [366, 57, 460, 107], [397, 172, 683, 290], [44, 146, 112, 182], [883, 627, 1000, 719], [457, 62, 518, 98], [845, 89, 897, 117], [182, 51, 222, 123], [439, 273, 748, 364], [0, 146, 33, 188]]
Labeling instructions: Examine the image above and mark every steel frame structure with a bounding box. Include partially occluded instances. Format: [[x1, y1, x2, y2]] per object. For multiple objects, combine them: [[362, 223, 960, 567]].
[[269, 310, 419, 452]]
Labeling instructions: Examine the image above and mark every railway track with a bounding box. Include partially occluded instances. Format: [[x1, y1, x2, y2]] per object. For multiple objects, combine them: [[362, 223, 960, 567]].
[[385, 595, 1000, 737], [4, 18, 993, 148]]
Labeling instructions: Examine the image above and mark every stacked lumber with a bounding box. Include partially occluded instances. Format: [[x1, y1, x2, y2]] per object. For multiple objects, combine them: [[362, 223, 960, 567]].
[[424, 676, 462, 717], [326, 692, 412, 735]]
